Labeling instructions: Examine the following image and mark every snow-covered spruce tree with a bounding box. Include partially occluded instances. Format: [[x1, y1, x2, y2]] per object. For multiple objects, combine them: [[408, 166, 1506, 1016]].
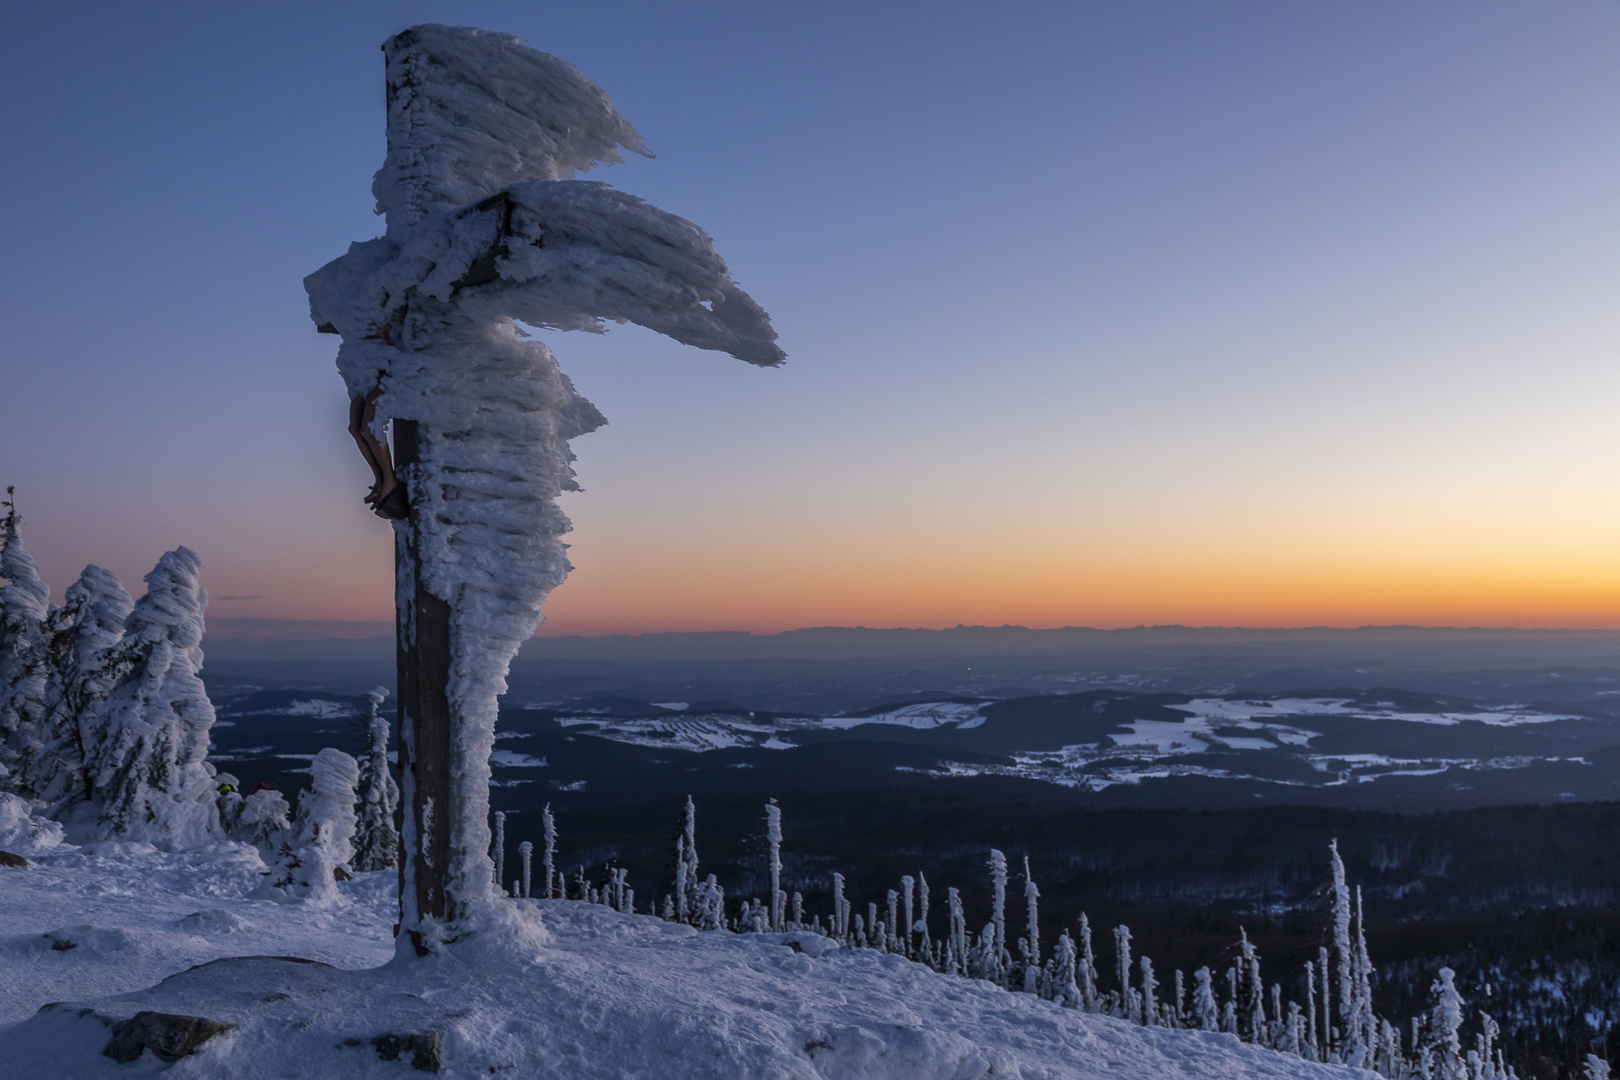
[[900, 874, 915, 959], [283, 748, 361, 903], [1077, 913, 1099, 1011], [1193, 967, 1219, 1031], [947, 887, 967, 976], [1140, 956, 1159, 1026], [0, 500, 51, 801], [679, 795, 700, 921], [352, 686, 401, 872], [1318, 946, 1333, 1060], [305, 24, 781, 949], [1114, 925, 1135, 1022], [1586, 1054, 1611, 1080], [1425, 967, 1466, 1080], [988, 849, 1010, 986], [1330, 839, 1354, 1055], [1304, 960, 1319, 1060], [1047, 930, 1082, 1008], [765, 798, 783, 931], [694, 873, 725, 930], [1239, 928, 1265, 1044], [916, 872, 932, 965], [832, 872, 849, 942], [82, 547, 220, 844], [1023, 856, 1040, 993], [1351, 885, 1377, 1059], [30, 565, 134, 812], [542, 803, 557, 898], [493, 810, 507, 894], [518, 840, 533, 898]]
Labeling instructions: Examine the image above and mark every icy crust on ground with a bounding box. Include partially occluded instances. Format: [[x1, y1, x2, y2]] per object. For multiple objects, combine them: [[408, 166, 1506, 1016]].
[[0, 855, 1372, 1080], [0, 845, 396, 1028]]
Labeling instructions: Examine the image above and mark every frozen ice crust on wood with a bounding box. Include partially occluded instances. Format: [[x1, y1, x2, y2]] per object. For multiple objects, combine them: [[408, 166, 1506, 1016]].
[[304, 23, 782, 942]]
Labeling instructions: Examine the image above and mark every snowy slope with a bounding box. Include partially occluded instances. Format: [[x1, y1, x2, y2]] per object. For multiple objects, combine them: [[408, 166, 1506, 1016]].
[[0, 846, 1373, 1079]]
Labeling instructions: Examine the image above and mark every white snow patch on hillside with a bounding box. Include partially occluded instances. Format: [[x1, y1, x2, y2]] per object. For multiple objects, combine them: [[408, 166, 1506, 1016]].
[[824, 702, 986, 730], [1171, 698, 1578, 727], [488, 750, 548, 768], [0, 845, 1373, 1080]]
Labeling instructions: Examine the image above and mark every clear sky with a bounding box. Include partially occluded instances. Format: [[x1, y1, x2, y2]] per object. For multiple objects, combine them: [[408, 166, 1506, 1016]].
[[3, 1, 1619, 637]]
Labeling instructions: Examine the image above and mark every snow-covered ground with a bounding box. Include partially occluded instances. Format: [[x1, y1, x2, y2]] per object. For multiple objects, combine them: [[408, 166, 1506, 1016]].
[[0, 844, 1372, 1079]]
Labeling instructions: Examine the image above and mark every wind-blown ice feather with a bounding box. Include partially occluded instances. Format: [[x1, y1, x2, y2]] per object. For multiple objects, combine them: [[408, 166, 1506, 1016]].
[[373, 24, 650, 228]]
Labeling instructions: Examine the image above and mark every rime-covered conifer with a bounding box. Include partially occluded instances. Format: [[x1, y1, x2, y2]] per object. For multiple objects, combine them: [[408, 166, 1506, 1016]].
[[287, 748, 361, 903], [947, 887, 967, 976], [352, 687, 400, 871], [83, 548, 219, 844], [32, 565, 134, 811], [0, 501, 50, 800], [680, 795, 700, 919], [542, 802, 557, 898], [1049, 930, 1082, 1008], [1078, 913, 1099, 1011], [518, 840, 533, 898], [1426, 967, 1465, 1078], [1330, 839, 1354, 1050], [832, 872, 849, 942], [765, 798, 783, 931], [988, 849, 1009, 984], [1114, 925, 1135, 1022], [1193, 967, 1219, 1031], [493, 810, 507, 894], [1140, 956, 1158, 1026], [1023, 856, 1040, 993]]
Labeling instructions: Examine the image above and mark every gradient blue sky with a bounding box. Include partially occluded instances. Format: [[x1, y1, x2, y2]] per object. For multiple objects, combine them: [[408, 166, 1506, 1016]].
[[3, 2, 1619, 636]]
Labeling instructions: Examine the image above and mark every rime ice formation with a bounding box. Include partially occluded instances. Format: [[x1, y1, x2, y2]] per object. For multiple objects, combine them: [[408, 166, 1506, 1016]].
[[32, 565, 134, 812], [0, 514, 50, 799], [82, 547, 220, 845], [290, 748, 361, 904], [353, 688, 401, 872], [304, 24, 781, 940]]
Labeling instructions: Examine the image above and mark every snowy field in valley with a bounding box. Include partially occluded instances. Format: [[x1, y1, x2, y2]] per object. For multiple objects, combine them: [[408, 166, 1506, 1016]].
[[0, 844, 1376, 1079]]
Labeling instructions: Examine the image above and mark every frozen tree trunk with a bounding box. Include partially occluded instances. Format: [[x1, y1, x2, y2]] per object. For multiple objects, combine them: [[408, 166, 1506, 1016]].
[[832, 872, 849, 942], [916, 873, 931, 963], [765, 799, 783, 931], [518, 840, 532, 898], [1319, 946, 1333, 1061], [948, 887, 967, 976]]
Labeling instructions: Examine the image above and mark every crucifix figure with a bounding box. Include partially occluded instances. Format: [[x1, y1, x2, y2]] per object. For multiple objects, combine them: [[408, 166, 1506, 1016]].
[[305, 24, 782, 954]]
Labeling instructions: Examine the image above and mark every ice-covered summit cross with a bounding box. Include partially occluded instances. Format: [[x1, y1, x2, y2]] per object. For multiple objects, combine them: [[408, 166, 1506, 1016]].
[[304, 24, 782, 951]]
